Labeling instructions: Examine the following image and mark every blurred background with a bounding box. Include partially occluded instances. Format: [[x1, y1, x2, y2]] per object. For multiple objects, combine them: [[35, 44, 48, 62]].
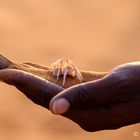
[[0, 0, 140, 140]]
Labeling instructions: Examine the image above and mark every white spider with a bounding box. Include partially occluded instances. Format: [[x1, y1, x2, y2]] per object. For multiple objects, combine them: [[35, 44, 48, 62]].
[[50, 59, 83, 87]]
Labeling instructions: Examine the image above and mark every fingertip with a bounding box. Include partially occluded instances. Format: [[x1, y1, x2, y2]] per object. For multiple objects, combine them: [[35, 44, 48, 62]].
[[50, 98, 70, 115]]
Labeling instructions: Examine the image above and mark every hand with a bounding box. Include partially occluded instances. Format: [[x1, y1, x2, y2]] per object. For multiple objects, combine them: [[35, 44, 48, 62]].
[[1, 56, 140, 132], [50, 62, 140, 132]]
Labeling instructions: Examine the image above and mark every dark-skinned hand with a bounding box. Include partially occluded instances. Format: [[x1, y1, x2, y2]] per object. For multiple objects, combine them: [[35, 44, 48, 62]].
[[49, 62, 140, 132], [0, 56, 140, 132]]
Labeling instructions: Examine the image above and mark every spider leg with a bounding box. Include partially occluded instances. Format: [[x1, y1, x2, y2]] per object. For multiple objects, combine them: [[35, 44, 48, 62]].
[[67, 59, 83, 83], [51, 59, 63, 81], [74, 67, 83, 83], [56, 60, 62, 81], [62, 67, 68, 87]]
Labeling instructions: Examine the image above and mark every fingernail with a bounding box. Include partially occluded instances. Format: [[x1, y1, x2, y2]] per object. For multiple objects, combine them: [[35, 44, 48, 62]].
[[51, 98, 70, 115]]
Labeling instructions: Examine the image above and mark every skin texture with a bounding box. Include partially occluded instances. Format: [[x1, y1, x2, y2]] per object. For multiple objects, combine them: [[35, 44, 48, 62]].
[[1, 55, 140, 132]]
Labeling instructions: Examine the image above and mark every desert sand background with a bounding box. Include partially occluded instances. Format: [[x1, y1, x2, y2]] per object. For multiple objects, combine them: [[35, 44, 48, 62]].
[[0, 0, 140, 140]]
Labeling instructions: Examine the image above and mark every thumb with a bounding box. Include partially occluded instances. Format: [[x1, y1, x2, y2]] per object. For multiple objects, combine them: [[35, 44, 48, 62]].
[[49, 83, 88, 115], [49, 76, 114, 115], [49, 71, 130, 115]]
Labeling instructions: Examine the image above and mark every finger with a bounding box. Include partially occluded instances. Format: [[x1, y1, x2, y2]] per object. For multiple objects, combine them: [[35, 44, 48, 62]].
[[0, 69, 64, 109], [49, 79, 103, 115], [0, 54, 12, 69]]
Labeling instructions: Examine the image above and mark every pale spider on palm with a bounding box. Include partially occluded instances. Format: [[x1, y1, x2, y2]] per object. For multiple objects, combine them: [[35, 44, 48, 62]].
[[50, 59, 83, 87]]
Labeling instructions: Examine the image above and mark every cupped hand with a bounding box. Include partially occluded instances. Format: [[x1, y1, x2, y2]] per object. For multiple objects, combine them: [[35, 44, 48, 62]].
[[1, 55, 140, 132], [50, 62, 140, 132]]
